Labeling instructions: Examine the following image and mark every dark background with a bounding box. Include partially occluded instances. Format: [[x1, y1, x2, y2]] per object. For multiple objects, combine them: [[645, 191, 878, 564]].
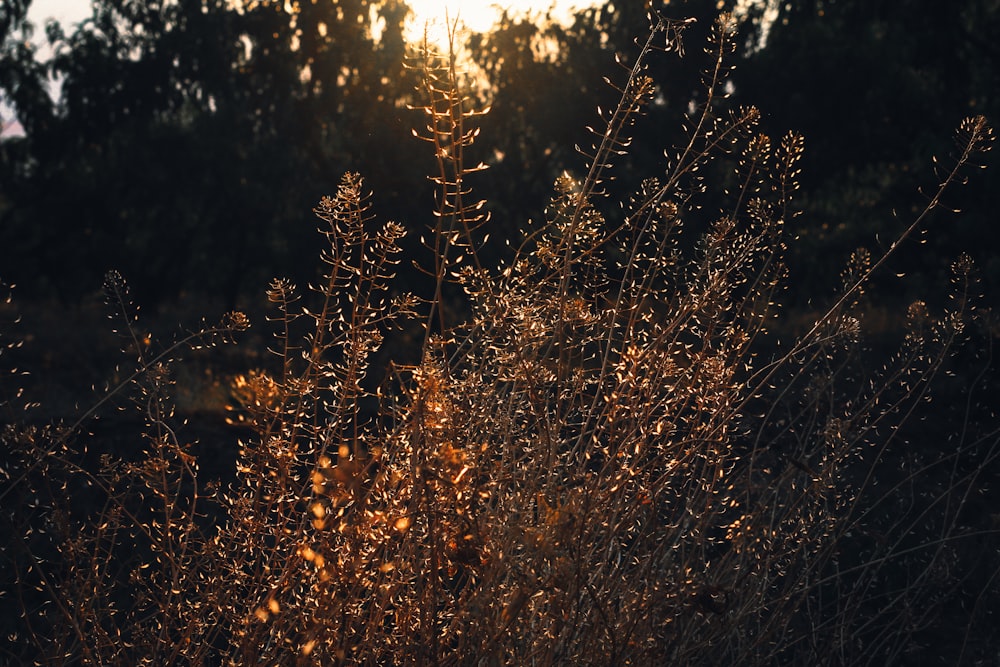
[[1, 0, 998, 394]]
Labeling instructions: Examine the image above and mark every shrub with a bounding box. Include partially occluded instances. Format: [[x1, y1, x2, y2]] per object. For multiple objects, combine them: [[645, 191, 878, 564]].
[[2, 12, 998, 666]]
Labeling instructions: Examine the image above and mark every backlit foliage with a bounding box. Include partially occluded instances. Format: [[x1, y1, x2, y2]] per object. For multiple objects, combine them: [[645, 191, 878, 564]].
[[2, 11, 998, 666]]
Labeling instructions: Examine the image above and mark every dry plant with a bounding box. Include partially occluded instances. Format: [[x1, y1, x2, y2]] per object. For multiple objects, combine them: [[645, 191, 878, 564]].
[[2, 11, 998, 666]]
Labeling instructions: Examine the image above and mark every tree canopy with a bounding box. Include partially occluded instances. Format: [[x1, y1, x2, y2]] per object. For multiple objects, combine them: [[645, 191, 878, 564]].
[[2, 0, 429, 305], [1, 0, 996, 310], [737, 0, 1000, 303]]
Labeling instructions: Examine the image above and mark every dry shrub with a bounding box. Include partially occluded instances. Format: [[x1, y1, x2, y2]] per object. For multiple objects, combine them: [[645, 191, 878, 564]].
[[2, 12, 998, 666]]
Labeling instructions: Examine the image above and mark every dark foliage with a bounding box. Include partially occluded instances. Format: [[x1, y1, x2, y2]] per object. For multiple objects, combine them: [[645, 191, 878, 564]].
[[736, 0, 1000, 304]]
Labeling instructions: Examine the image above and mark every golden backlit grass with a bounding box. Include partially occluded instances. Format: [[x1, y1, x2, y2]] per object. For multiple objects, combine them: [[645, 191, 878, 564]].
[[2, 12, 998, 666]]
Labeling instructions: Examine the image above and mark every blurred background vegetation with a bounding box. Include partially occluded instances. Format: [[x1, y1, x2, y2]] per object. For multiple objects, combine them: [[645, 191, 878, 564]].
[[1, 0, 997, 318]]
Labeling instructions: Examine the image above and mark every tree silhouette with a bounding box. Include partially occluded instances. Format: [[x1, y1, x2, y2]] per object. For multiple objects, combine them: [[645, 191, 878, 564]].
[[0, 0, 427, 306], [735, 0, 1000, 303], [2, 0, 996, 310]]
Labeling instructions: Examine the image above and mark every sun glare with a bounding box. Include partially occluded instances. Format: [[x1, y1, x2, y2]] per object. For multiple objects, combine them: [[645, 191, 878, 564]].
[[403, 1, 590, 46], [406, 0, 506, 36]]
